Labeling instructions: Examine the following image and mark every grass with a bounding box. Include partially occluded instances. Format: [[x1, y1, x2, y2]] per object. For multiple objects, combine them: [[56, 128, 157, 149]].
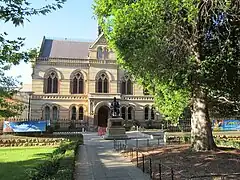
[[0, 147, 56, 180]]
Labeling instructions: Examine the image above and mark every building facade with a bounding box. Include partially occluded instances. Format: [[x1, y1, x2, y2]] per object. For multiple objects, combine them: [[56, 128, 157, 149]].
[[31, 34, 161, 129]]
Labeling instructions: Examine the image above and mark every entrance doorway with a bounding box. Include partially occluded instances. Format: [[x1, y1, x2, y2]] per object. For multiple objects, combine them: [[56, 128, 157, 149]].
[[98, 106, 109, 127]]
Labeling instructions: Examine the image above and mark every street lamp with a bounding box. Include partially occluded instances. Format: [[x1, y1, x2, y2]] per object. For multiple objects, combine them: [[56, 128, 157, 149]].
[[26, 91, 34, 121]]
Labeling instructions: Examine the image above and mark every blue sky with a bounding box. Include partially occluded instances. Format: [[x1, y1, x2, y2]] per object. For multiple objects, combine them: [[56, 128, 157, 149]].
[[2, 0, 97, 84]]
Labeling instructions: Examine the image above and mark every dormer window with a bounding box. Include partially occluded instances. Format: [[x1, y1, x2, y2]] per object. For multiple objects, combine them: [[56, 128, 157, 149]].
[[103, 47, 109, 59], [97, 47, 103, 59]]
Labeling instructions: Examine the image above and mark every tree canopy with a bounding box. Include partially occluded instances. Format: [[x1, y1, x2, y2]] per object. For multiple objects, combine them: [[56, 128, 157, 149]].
[[0, 0, 66, 118], [94, 0, 240, 150]]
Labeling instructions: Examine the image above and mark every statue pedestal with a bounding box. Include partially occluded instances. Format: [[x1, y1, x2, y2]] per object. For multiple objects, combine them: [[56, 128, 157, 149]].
[[104, 117, 128, 140]]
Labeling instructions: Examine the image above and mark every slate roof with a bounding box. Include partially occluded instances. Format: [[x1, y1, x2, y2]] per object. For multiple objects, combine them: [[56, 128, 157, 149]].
[[39, 38, 93, 59]]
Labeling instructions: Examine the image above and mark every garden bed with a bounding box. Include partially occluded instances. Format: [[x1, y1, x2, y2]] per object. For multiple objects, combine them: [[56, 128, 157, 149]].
[[123, 144, 240, 180], [0, 135, 83, 180]]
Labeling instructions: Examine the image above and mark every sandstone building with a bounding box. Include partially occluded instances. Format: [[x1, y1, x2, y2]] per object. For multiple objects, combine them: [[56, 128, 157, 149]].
[[30, 34, 161, 129]]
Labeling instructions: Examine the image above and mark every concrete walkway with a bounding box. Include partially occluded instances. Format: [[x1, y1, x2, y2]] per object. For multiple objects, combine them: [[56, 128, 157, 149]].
[[74, 132, 151, 180]]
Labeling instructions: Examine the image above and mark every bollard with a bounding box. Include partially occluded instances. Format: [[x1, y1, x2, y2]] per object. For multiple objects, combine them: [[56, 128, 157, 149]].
[[171, 168, 174, 180], [149, 158, 152, 179], [131, 148, 133, 159], [125, 139, 127, 148], [142, 154, 145, 173], [159, 163, 162, 180], [147, 139, 149, 147], [136, 139, 138, 148], [158, 138, 160, 146]]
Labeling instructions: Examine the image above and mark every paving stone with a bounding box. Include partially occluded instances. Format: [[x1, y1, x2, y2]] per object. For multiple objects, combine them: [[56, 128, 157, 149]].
[[74, 133, 151, 180]]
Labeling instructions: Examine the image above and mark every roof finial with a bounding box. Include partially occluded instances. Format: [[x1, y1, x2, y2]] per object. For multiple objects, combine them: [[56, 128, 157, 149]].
[[98, 25, 102, 36]]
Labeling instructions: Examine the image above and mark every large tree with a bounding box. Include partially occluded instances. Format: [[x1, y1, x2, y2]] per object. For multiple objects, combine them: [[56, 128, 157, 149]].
[[94, 0, 240, 151], [0, 0, 66, 118]]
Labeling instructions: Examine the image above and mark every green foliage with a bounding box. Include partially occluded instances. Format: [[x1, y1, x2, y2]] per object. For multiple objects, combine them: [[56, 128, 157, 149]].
[[94, 0, 240, 120], [26, 138, 82, 180], [215, 139, 240, 149], [0, 0, 66, 118]]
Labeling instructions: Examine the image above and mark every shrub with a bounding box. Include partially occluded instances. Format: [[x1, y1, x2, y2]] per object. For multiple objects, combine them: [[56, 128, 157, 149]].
[[26, 137, 83, 180]]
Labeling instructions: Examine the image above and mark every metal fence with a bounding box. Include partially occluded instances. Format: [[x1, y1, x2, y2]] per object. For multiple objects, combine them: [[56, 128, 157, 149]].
[[113, 138, 191, 180]]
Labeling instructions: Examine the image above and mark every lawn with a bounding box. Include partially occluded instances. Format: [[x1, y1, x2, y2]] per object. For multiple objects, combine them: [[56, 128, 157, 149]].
[[0, 147, 56, 180]]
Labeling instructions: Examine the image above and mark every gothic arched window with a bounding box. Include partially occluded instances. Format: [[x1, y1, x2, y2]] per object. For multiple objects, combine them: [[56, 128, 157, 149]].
[[151, 107, 155, 120], [44, 106, 50, 120], [71, 72, 84, 94], [45, 71, 58, 94], [97, 47, 103, 59], [121, 107, 126, 120], [127, 79, 132, 94], [128, 107, 133, 120], [103, 47, 109, 59], [71, 106, 77, 120], [79, 106, 84, 120], [121, 75, 132, 95], [144, 106, 149, 120], [52, 106, 58, 122], [96, 73, 108, 93], [143, 88, 150, 95]]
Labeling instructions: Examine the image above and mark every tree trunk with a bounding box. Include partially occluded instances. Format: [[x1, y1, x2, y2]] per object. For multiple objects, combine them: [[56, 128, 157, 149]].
[[191, 88, 217, 151]]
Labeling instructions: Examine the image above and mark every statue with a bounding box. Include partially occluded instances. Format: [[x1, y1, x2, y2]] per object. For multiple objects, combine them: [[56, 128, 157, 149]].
[[110, 97, 120, 118]]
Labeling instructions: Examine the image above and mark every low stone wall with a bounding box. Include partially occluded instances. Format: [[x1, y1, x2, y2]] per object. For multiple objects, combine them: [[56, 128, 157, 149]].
[[0, 136, 66, 147], [164, 131, 240, 144]]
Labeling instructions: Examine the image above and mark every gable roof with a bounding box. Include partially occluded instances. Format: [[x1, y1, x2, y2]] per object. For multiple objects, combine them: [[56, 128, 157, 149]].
[[39, 37, 93, 59], [89, 33, 107, 49]]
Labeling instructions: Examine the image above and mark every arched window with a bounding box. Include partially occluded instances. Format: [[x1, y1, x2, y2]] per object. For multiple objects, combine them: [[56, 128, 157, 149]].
[[44, 106, 50, 120], [143, 88, 149, 95], [121, 80, 126, 94], [144, 106, 149, 120], [121, 75, 132, 95], [79, 106, 84, 120], [151, 107, 155, 120], [45, 71, 58, 93], [97, 47, 103, 59], [128, 107, 133, 120], [71, 72, 84, 94], [96, 73, 108, 93], [121, 107, 126, 120], [127, 79, 132, 94], [52, 106, 58, 122], [71, 106, 76, 120], [103, 47, 108, 59]]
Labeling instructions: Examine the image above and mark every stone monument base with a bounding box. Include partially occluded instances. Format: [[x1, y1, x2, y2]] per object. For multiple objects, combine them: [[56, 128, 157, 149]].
[[104, 117, 128, 140]]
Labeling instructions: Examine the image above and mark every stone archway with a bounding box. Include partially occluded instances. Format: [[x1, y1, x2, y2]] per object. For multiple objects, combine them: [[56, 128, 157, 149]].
[[98, 106, 109, 127]]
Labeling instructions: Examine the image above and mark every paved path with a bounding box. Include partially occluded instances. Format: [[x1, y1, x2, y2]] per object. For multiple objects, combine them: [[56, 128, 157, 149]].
[[74, 132, 151, 180]]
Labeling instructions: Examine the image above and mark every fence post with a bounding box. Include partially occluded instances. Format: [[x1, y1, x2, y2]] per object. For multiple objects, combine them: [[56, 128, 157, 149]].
[[149, 158, 152, 179], [113, 139, 116, 149], [142, 154, 145, 173], [131, 148, 133, 159], [136, 150, 139, 167], [171, 168, 174, 180], [159, 163, 161, 180]]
